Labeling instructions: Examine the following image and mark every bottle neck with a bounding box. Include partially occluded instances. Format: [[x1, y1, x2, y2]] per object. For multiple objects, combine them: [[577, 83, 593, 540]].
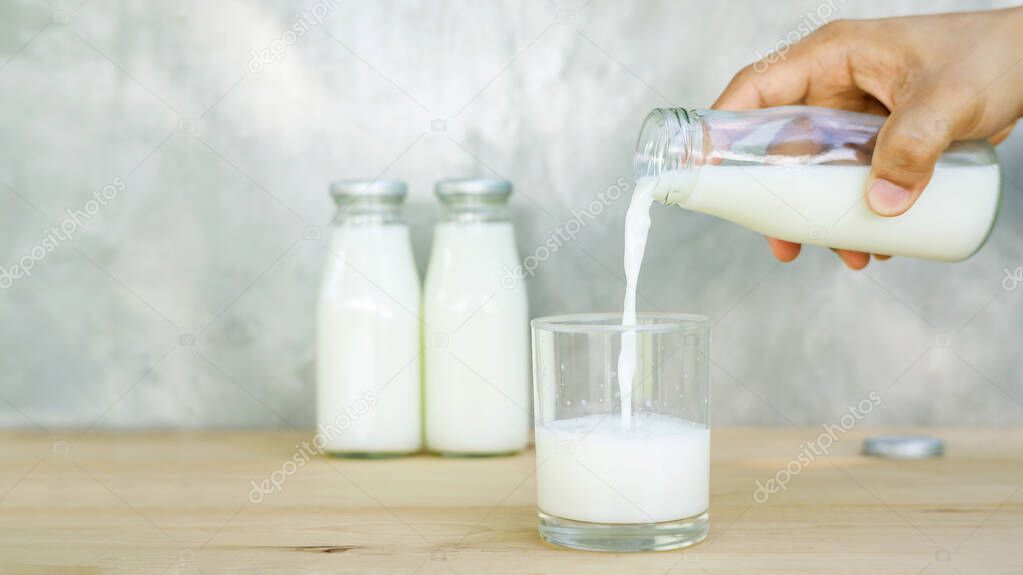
[[440, 197, 510, 223], [634, 108, 705, 204], [333, 199, 405, 226]]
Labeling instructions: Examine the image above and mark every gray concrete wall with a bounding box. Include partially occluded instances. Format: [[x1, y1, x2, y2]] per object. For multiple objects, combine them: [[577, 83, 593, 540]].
[[1, 0, 1020, 429]]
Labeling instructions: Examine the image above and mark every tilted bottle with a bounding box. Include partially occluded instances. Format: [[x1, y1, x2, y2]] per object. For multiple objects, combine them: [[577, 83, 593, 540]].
[[635, 106, 1001, 261]]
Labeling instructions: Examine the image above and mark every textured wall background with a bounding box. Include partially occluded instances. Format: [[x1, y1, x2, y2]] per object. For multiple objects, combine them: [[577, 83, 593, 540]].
[[1, 0, 1020, 429]]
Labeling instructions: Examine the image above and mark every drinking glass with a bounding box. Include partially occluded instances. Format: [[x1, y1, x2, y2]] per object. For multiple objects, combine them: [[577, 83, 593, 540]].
[[531, 313, 710, 552]]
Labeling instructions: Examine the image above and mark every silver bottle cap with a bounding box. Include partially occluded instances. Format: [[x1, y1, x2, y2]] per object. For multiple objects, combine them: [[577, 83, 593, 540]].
[[330, 179, 407, 203], [862, 436, 944, 459], [435, 178, 512, 200]]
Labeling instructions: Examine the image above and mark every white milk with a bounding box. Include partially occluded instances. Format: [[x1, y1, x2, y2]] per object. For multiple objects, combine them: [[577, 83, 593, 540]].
[[536, 413, 710, 524], [317, 223, 422, 454], [424, 221, 530, 454], [616, 180, 656, 428], [658, 164, 1001, 261]]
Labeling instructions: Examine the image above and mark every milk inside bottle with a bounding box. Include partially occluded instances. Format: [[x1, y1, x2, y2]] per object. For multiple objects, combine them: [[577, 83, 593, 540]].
[[634, 106, 1002, 261], [316, 180, 422, 456], [424, 178, 530, 455]]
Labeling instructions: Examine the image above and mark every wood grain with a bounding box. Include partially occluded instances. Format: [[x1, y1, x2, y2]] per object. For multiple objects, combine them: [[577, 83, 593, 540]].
[[0, 428, 1020, 574]]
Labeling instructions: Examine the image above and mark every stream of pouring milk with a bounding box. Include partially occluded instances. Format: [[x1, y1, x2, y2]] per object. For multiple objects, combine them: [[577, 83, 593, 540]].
[[616, 179, 656, 429], [531, 178, 711, 526]]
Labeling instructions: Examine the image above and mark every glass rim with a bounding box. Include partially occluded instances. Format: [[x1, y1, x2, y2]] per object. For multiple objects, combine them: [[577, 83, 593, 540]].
[[531, 312, 710, 334]]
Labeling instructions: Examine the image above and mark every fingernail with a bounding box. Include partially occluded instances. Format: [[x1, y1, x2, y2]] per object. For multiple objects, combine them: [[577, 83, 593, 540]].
[[867, 179, 912, 216]]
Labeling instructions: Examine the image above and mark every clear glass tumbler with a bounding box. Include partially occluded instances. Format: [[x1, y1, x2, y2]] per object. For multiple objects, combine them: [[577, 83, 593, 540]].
[[531, 313, 711, 552]]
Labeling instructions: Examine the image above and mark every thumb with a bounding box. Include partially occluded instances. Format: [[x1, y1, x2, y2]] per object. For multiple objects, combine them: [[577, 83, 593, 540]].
[[867, 105, 954, 217]]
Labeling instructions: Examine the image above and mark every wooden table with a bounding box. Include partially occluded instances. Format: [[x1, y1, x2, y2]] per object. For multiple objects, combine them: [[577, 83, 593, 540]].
[[1, 428, 1020, 574]]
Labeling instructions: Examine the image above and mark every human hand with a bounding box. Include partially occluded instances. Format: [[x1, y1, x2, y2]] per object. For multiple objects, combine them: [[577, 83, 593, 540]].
[[714, 8, 1023, 269]]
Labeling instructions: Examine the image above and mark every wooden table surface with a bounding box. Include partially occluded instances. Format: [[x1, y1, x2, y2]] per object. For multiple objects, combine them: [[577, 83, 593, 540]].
[[1, 428, 1021, 574]]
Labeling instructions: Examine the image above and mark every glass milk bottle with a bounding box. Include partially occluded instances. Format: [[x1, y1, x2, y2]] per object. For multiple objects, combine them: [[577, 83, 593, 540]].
[[635, 106, 1002, 261], [316, 180, 422, 456], [424, 178, 530, 455]]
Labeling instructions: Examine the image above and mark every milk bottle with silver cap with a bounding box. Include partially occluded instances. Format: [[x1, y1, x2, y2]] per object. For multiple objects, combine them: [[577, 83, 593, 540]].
[[424, 178, 530, 455], [316, 179, 422, 456]]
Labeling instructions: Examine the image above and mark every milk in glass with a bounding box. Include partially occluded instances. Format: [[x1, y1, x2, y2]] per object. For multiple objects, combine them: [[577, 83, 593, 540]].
[[536, 413, 709, 524]]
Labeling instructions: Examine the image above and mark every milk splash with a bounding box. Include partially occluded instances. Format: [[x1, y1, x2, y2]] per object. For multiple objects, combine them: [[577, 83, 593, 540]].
[[616, 178, 656, 429]]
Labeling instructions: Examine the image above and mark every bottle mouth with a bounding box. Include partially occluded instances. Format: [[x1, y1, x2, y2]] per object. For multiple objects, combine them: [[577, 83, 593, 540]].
[[435, 178, 512, 203], [634, 108, 699, 173], [634, 108, 701, 203], [331, 179, 407, 205]]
